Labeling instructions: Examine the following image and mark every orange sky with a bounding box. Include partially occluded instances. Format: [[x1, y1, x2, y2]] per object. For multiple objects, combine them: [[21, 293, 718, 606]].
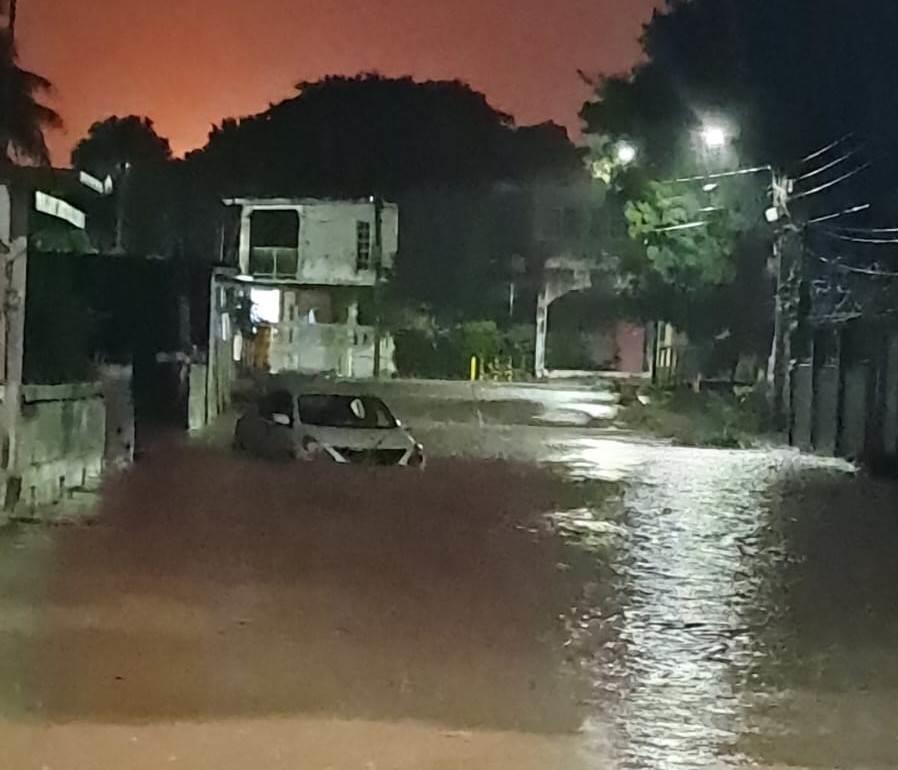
[[18, 0, 659, 163]]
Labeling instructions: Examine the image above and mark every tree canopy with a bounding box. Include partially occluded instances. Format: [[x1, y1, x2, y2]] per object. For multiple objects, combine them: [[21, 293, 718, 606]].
[[190, 74, 582, 199], [70, 115, 174, 254], [582, 0, 898, 206], [0, 29, 61, 165], [71, 115, 172, 176]]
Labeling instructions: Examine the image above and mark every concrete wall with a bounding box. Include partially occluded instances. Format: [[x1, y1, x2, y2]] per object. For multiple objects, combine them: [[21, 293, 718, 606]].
[[236, 200, 399, 285], [267, 322, 395, 378], [812, 364, 840, 455], [188, 364, 208, 432], [0, 184, 9, 244], [791, 362, 814, 451], [100, 364, 135, 470], [5, 383, 106, 518], [883, 334, 898, 457], [840, 363, 868, 460]]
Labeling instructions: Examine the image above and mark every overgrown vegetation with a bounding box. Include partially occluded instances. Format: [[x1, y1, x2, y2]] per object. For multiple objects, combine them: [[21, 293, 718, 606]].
[[394, 321, 534, 380], [619, 386, 772, 448]]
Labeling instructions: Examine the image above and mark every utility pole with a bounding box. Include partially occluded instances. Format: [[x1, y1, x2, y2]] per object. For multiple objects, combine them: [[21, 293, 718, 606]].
[[114, 161, 131, 253], [371, 195, 383, 379], [767, 170, 793, 431]]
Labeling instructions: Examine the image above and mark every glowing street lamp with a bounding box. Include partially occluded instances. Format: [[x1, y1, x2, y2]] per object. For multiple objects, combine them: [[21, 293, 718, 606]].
[[700, 123, 728, 150], [615, 141, 638, 165]]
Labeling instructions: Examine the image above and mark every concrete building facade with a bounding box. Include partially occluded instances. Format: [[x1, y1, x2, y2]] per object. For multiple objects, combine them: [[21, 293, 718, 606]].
[[226, 198, 398, 377]]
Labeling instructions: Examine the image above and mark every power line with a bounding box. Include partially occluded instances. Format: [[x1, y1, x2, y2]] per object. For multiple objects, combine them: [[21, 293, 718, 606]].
[[790, 163, 871, 201], [820, 229, 898, 246], [830, 225, 898, 234], [798, 133, 854, 166], [668, 165, 772, 185], [795, 148, 862, 183], [834, 262, 898, 278], [815, 252, 898, 278], [806, 203, 871, 224], [652, 221, 708, 233]]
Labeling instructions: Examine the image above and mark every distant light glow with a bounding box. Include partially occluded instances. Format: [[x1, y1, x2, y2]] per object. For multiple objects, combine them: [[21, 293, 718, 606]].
[[615, 141, 637, 165], [251, 287, 281, 324], [701, 124, 728, 149]]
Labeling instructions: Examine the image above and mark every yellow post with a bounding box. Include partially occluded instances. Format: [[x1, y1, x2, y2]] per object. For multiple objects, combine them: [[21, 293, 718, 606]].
[[469, 355, 478, 382]]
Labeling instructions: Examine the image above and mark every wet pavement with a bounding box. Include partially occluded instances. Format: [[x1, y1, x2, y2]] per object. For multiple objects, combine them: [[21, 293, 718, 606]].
[[1, 391, 898, 769]]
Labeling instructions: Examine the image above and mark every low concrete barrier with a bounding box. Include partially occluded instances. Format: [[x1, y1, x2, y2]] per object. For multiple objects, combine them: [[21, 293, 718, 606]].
[[4, 383, 106, 519]]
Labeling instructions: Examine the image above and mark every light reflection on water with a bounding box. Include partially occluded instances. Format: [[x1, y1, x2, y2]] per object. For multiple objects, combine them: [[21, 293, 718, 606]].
[[549, 438, 866, 769]]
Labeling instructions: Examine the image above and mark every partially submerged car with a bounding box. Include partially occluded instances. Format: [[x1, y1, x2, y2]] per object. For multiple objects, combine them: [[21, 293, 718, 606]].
[[234, 389, 425, 468]]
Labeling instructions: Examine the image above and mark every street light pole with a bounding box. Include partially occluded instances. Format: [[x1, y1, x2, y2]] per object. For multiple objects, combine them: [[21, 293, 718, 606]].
[[767, 170, 794, 431]]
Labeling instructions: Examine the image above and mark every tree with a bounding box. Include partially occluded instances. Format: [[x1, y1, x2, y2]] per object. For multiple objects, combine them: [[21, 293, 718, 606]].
[[579, 132, 772, 357], [583, 0, 898, 214], [191, 74, 580, 199], [71, 116, 173, 254], [0, 29, 61, 165], [72, 115, 171, 176], [577, 0, 898, 362]]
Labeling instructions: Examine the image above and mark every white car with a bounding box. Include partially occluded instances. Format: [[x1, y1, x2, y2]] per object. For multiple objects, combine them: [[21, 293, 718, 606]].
[[234, 389, 426, 468]]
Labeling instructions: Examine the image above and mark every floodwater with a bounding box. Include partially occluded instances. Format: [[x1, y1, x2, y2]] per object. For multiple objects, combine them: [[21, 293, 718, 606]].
[[547, 438, 898, 769], [1, 415, 898, 769]]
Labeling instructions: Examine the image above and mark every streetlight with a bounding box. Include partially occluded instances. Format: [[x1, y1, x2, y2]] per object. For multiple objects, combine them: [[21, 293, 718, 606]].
[[615, 141, 638, 166], [700, 123, 728, 150]]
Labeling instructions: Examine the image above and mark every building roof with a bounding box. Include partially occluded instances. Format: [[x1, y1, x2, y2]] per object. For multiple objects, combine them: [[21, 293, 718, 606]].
[[223, 196, 396, 208]]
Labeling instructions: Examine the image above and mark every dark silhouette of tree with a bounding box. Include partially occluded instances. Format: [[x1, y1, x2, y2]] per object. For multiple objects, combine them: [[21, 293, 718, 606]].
[[72, 115, 171, 176], [578, 0, 898, 359], [583, 0, 898, 194], [190, 74, 581, 199], [71, 116, 174, 254], [0, 29, 61, 165]]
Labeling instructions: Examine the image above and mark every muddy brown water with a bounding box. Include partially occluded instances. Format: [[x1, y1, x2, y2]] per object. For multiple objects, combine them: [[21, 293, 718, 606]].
[[1, 423, 897, 769]]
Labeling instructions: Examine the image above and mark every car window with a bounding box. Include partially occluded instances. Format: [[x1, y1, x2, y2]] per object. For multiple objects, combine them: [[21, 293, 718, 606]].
[[297, 395, 397, 429]]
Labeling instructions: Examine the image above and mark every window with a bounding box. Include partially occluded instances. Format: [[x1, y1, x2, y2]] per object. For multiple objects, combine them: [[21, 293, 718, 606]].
[[297, 395, 397, 429], [356, 221, 372, 270], [250, 210, 299, 249], [249, 209, 300, 278]]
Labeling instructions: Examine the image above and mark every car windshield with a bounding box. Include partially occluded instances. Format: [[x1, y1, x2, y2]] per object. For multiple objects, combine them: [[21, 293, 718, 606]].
[[297, 394, 397, 429]]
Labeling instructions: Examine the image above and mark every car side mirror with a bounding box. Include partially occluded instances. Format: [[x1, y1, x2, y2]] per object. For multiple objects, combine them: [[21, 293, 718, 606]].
[[272, 413, 292, 427]]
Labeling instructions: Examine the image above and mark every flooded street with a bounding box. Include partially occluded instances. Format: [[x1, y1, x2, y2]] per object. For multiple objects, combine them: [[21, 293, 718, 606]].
[[548, 438, 898, 769], [1, 395, 897, 768]]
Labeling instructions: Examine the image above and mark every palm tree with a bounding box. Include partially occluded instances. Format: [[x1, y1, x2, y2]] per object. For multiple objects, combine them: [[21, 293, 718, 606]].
[[0, 27, 62, 166]]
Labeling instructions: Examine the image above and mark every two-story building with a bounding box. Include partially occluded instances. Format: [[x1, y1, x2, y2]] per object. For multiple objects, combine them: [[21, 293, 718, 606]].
[[225, 197, 399, 377]]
